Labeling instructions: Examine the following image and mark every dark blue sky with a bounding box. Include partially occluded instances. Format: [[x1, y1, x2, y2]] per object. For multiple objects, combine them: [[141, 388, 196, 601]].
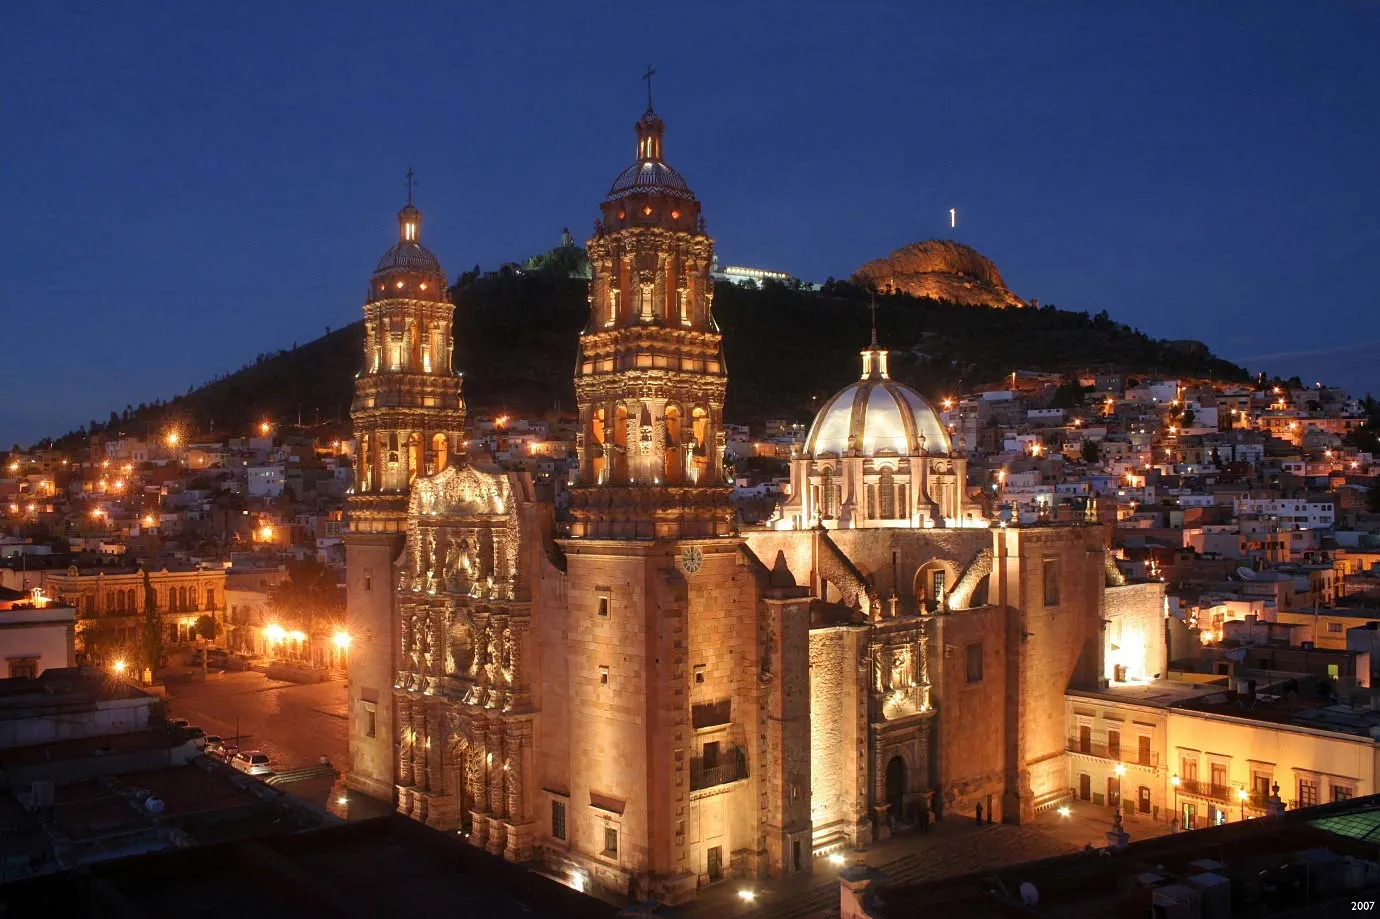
[[4, 2, 1378, 446]]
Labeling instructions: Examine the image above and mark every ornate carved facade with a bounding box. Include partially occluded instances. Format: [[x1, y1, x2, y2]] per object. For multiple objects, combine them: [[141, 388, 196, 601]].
[[393, 465, 544, 863], [569, 103, 731, 539], [347, 95, 1122, 909], [350, 199, 465, 536]]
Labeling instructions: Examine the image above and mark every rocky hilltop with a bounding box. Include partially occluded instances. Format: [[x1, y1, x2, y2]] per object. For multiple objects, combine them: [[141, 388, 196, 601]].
[[854, 239, 1026, 309]]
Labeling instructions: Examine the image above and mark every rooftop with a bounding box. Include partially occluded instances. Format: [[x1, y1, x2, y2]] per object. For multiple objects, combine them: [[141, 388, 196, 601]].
[[0, 812, 617, 919], [879, 794, 1380, 917], [1068, 679, 1220, 708]]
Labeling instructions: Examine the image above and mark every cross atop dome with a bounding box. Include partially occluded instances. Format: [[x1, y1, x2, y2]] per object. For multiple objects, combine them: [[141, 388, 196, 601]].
[[861, 299, 890, 380]]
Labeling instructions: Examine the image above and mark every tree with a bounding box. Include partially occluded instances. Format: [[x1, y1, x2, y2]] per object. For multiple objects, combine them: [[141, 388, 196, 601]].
[[1081, 440, 1101, 463], [193, 614, 218, 642]]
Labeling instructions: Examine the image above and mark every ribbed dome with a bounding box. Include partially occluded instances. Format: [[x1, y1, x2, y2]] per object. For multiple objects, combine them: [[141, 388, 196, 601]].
[[607, 159, 695, 201], [805, 373, 951, 458], [372, 201, 445, 282], [375, 241, 444, 276]]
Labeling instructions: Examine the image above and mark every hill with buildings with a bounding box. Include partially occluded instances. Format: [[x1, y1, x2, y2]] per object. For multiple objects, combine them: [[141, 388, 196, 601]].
[[45, 273, 1248, 446]]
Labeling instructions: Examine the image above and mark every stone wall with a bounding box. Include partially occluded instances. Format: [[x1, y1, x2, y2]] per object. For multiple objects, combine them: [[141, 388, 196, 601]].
[[1002, 527, 1107, 817], [345, 533, 402, 800], [808, 625, 867, 848], [1104, 582, 1167, 683], [933, 605, 1007, 821]]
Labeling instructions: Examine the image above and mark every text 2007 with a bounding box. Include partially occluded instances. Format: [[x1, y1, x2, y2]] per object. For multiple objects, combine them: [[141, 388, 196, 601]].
[[1354, 902, 1377, 911]]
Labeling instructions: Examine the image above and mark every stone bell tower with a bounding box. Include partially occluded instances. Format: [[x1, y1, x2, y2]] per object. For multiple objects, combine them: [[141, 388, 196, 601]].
[[569, 95, 732, 539], [346, 188, 465, 800], [555, 89, 759, 905]]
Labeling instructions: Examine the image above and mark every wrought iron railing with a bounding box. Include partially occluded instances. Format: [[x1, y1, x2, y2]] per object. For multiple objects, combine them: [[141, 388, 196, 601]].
[[1178, 778, 1233, 801], [690, 746, 748, 791]]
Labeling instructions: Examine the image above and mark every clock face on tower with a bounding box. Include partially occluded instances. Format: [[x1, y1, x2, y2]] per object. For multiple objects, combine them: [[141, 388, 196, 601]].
[[680, 545, 704, 574]]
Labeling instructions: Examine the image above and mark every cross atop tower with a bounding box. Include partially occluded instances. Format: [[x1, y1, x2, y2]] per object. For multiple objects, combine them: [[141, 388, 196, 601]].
[[642, 65, 656, 112], [405, 167, 416, 204], [869, 295, 879, 349]]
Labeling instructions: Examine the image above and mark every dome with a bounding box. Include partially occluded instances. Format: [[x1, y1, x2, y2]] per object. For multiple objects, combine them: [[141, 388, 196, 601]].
[[605, 108, 696, 202], [804, 348, 951, 458], [375, 241, 444, 276], [607, 159, 695, 201], [372, 201, 445, 282]]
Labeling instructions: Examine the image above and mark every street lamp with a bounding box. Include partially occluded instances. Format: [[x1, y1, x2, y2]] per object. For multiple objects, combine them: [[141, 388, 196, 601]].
[[1237, 787, 1248, 822], [112, 659, 127, 675], [1171, 774, 1181, 829]]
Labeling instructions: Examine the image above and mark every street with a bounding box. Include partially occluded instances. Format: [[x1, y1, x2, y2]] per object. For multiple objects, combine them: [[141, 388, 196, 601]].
[[162, 668, 348, 774]]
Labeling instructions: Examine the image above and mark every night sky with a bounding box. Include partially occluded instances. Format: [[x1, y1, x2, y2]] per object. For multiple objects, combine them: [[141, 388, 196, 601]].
[[4, 2, 1378, 446]]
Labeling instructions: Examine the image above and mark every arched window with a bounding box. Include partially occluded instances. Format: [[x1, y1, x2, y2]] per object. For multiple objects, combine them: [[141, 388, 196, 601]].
[[106, 591, 115, 612], [116, 591, 126, 612], [188, 586, 198, 611], [205, 588, 215, 610], [126, 588, 137, 611], [179, 586, 188, 610], [407, 434, 421, 485], [432, 434, 448, 474], [608, 287, 620, 326], [879, 467, 896, 519], [820, 469, 836, 519]]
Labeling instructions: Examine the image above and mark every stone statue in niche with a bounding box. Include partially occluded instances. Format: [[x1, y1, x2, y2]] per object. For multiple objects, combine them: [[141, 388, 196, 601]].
[[459, 535, 479, 580], [444, 537, 460, 591], [424, 530, 438, 593], [484, 629, 502, 706], [450, 617, 475, 676], [500, 628, 516, 684], [872, 649, 885, 693], [889, 647, 911, 691]]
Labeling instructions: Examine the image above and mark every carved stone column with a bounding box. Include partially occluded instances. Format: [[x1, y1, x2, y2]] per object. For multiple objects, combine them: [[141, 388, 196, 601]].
[[468, 720, 490, 849], [646, 398, 667, 483], [396, 695, 415, 790]]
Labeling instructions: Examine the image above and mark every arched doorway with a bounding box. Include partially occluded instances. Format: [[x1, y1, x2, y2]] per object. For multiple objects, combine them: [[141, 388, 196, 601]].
[[885, 756, 906, 825]]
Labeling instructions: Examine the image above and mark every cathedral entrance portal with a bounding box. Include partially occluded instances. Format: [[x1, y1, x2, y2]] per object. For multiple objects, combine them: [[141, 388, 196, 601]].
[[885, 756, 907, 826]]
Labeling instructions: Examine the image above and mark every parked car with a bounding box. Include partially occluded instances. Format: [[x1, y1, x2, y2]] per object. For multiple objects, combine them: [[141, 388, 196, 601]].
[[216, 743, 240, 763], [202, 735, 226, 758], [230, 750, 273, 776], [169, 718, 190, 730]]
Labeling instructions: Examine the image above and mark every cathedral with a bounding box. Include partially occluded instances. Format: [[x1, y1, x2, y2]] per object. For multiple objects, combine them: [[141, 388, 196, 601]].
[[345, 95, 1144, 904]]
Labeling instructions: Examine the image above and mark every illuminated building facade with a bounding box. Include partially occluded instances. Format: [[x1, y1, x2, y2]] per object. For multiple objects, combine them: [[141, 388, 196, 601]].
[[345, 196, 467, 801], [348, 96, 1123, 906]]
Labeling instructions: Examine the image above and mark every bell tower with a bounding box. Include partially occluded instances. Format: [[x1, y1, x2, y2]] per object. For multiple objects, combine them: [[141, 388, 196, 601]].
[[570, 97, 732, 538], [555, 89, 760, 906], [346, 190, 465, 801]]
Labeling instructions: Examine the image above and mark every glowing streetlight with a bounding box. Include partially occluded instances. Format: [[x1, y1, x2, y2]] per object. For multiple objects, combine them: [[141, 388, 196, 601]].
[[1057, 805, 1071, 818], [828, 852, 846, 866], [6, 462, 17, 473], [332, 630, 352, 650], [142, 515, 156, 527], [259, 421, 272, 436], [112, 659, 127, 674], [90, 508, 105, 520], [737, 889, 756, 904], [1113, 763, 1127, 777], [259, 525, 274, 541], [495, 415, 510, 429], [165, 430, 181, 448], [942, 397, 954, 410]]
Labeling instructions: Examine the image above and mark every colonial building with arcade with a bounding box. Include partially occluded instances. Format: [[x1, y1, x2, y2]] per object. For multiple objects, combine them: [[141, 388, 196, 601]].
[[345, 93, 1149, 905]]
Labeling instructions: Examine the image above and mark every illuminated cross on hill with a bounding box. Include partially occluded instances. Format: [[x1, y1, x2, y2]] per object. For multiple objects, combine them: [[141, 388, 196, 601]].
[[643, 65, 656, 111], [405, 167, 416, 204]]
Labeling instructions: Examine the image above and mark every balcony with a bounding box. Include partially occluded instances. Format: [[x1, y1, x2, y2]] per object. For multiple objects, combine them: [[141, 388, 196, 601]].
[[1066, 737, 1160, 769], [1177, 778, 1233, 802], [690, 746, 748, 792]]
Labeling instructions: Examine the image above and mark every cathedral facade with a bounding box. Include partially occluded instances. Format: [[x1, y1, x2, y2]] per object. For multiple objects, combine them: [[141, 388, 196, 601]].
[[346, 99, 1122, 905]]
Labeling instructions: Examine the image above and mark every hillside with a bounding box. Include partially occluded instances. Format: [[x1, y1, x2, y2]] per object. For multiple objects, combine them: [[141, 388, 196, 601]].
[[51, 274, 1248, 446]]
